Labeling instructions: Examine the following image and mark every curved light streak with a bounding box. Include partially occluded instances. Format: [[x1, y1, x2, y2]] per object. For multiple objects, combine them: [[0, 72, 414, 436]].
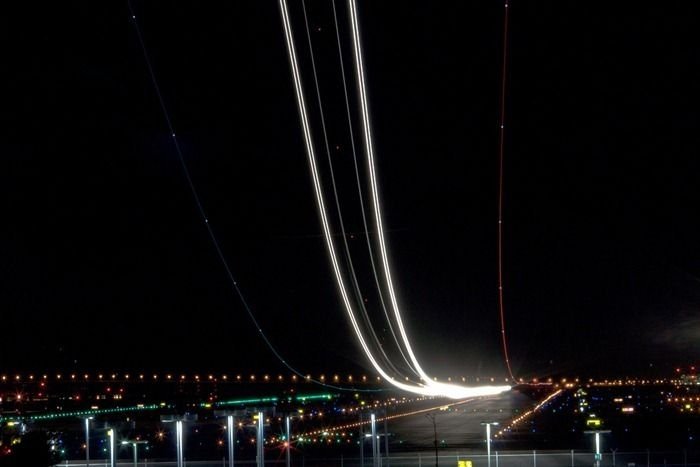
[[497, 1, 517, 382], [346, 0, 510, 397], [280, 0, 509, 399], [346, 0, 432, 384], [127, 0, 375, 394], [329, 0, 418, 376], [299, 0, 407, 379], [279, 0, 422, 396]]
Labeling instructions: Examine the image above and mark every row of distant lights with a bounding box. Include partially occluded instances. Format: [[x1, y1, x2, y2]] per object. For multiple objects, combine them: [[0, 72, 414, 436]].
[[668, 396, 700, 402], [0, 374, 512, 384], [295, 397, 470, 440], [588, 376, 700, 386], [494, 389, 563, 439], [6, 374, 676, 386], [245, 434, 355, 446], [590, 379, 675, 386], [280, 397, 420, 436], [0, 403, 163, 423], [0, 373, 692, 387], [0, 374, 366, 383], [0, 373, 687, 388], [529, 377, 691, 385], [517, 378, 682, 387], [666, 396, 700, 413], [502, 377, 688, 386], [341, 396, 419, 414]]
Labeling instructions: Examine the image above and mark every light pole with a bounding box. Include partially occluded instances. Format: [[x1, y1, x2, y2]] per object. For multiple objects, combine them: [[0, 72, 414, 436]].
[[370, 413, 379, 467], [425, 413, 438, 467], [227, 415, 235, 467], [481, 422, 500, 467], [256, 411, 265, 467], [161, 413, 197, 467], [121, 440, 148, 467], [83, 417, 93, 467], [215, 410, 245, 467], [176, 421, 184, 467], [285, 415, 291, 467], [107, 428, 116, 467], [584, 430, 611, 467]]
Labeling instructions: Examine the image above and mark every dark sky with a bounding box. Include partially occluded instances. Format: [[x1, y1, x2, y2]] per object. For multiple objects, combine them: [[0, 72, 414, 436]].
[[2, 1, 699, 379]]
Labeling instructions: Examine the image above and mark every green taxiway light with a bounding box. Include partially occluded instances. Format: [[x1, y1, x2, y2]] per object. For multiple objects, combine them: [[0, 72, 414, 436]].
[[295, 393, 334, 402], [214, 396, 279, 407], [8, 404, 163, 422]]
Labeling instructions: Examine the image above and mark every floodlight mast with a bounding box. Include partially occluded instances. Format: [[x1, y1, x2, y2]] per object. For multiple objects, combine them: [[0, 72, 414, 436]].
[[584, 430, 611, 467], [482, 422, 500, 467]]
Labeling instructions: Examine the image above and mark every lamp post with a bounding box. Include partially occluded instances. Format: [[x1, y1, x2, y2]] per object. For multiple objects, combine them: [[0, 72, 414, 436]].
[[285, 415, 291, 467], [121, 440, 148, 467], [161, 413, 198, 467], [227, 415, 235, 467], [176, 421, 184, 467], [370, 413, 379, 467], [83, 417, 93, 467], [256, 411, 265, 467], [107, 428, 116, 467], [215, 409, 245, 467], [584, 430, 611, 467], [481, 422, 500, 467], [425, 413, 438, 467]]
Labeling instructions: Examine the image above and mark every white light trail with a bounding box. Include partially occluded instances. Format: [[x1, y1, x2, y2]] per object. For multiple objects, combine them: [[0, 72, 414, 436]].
[[348, 0, 474, 394], [299, 0, 407, 378], [328, 0, 417, 376], [346, 0, 510, 398], [279, 0, 424, 396], [279, 0, 509, 399], [347, 0, 428, 382]]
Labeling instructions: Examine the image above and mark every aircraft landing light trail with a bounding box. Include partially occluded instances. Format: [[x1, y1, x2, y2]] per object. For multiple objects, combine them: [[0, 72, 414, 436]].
[[279, 0, 510, 399]]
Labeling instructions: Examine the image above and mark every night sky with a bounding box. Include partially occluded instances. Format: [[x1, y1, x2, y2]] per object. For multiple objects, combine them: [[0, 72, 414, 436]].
[[2, 1, 699, 379]]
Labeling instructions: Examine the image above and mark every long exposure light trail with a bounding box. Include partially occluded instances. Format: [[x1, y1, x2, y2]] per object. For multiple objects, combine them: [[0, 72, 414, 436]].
[[346, 0, 429, 383], [279, 0, 429, 397], [299, 0, 406, 379], [496, 0, 517, 383], [328, 0, 417, 376], [280, 0, 509, 399], [346, 0, 510, 398]]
